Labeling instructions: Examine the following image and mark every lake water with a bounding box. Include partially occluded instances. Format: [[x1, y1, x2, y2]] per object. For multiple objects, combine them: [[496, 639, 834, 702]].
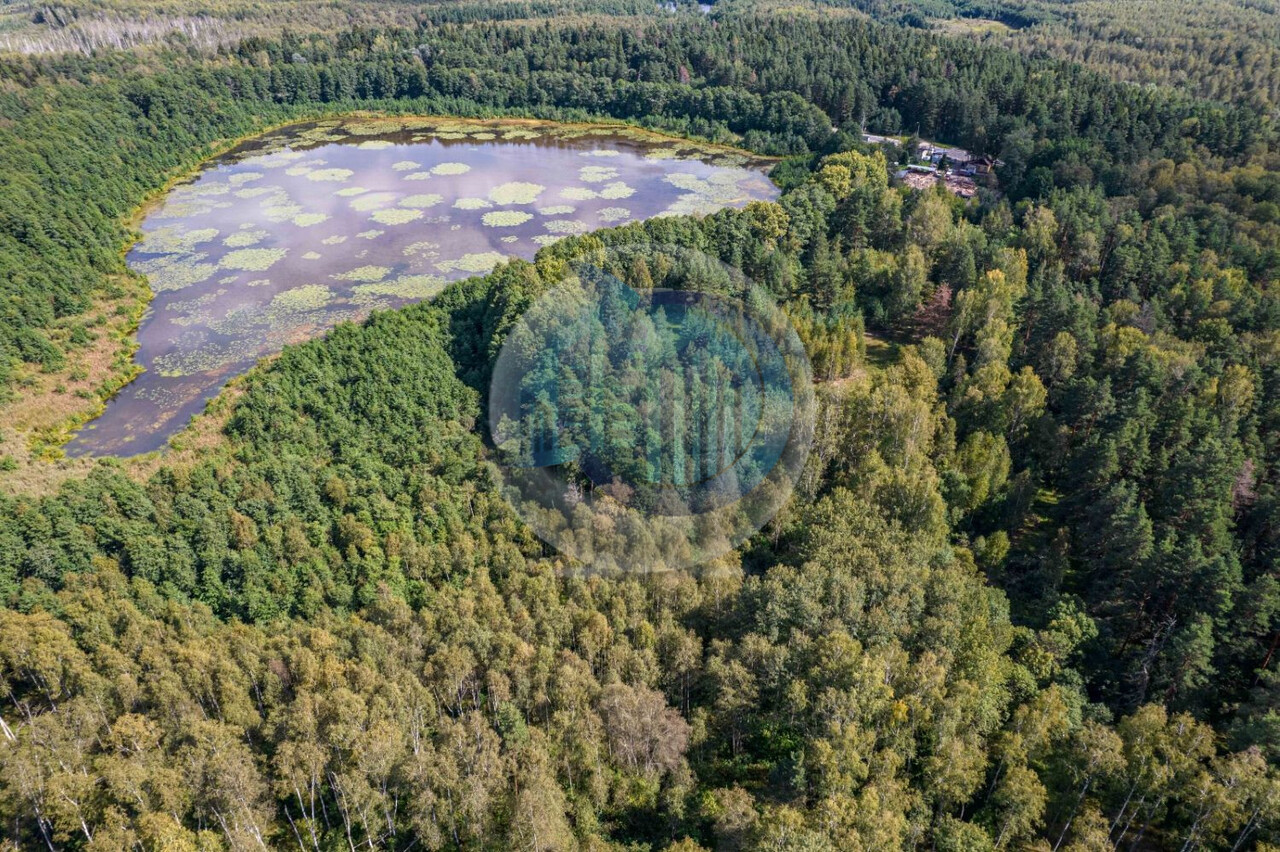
[[65, 117, 778, 457]]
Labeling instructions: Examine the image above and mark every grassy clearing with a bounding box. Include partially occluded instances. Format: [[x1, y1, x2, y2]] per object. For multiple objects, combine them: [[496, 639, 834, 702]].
[[935, 17, 1016, 36], [0, 275, 149, 495], [862, 330, 899, 369]]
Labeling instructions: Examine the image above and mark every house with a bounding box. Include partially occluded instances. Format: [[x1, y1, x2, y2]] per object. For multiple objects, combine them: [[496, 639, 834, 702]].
[[917, 142, 972, 167], [913, 140, 1002, 176], [969, 155, 998, 176]]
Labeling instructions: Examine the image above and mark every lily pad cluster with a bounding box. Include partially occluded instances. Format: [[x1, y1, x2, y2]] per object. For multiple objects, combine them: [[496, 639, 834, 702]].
[[92, 115, 777, 456]]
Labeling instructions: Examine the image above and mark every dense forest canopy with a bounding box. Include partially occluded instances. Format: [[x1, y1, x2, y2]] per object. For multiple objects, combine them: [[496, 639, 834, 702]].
[[0, 0, 1277, 849]]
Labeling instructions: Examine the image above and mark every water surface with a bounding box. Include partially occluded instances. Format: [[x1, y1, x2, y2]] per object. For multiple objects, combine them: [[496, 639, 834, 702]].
[[66, 118, 778, 456]]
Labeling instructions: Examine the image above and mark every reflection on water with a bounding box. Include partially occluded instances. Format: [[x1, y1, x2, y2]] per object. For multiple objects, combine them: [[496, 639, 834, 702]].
[[65, 118, 778, 457]]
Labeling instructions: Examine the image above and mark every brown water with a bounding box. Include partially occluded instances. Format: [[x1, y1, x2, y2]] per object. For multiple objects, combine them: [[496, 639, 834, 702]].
[[65, 118, 778, 457]]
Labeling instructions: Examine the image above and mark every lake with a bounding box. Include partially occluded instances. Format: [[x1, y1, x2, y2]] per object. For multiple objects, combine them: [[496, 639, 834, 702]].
[[65, 117, 779, 457]]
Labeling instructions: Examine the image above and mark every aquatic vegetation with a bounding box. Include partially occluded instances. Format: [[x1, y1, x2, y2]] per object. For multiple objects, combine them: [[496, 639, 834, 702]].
[[400, 194, 445, 209], [403, 241, 440, 257], [349, 193, 397, 212], [223, 229, 267, 248], [599, 181, 636, 199], [167, 291, 220, 314], [488, 182, 545, 205], [665, 173, 711, 192], [306, 168, 355, 182], [482, 210, 533, 227], [296, 128, 347, 145], [221, 248, 288, 271], [332, 265, 392, 282], [257, 153, 305, 171], [175, 181, 230, 199], [598, 207, 632, 223], [262, 203, 304, 222], [351, 274, 447, 302], [90, 119, 777, 457], [560, 186, 599, 201], [142, 226, 220, 254], [154, 200, 230, 219], [235, 186, 279, 199], [154, 339, 242, 377], [251, 187, 292, 205], [168, 312, 206, 328], [370, 208, 423, 225], [709, 170, 749, 186], [645, 147, 682, 160], [270, 284, 332, 311], [145, 258, 219, 293], [430, 121, 482, 135], [345, 119, 405, 135], [436, 252, 509, 274], [544, 219, 591, 235], [579, 166, 619, 183], [664, 196, 724, 216]]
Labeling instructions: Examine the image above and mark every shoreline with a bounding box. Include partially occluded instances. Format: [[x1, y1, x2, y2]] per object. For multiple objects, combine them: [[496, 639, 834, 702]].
[[9, 111, 777, 482]]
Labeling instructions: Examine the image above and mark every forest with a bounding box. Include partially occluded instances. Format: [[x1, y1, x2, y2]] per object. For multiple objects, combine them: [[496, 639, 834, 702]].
[[0, 0, 1278, 849]]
